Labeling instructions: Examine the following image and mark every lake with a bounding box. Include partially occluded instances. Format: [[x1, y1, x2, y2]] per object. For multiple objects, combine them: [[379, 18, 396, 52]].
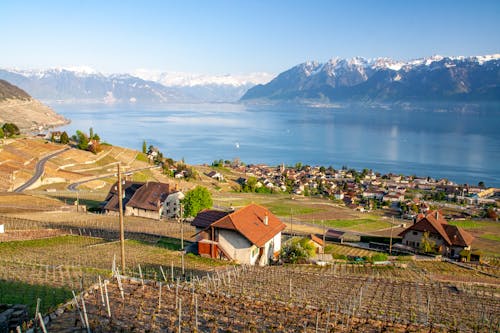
[[55, 102, 500, 187]]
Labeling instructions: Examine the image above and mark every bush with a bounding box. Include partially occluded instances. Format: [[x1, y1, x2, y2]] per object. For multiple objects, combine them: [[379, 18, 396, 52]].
[[370, 253, 388, 262], [280, 238, 315, 263]]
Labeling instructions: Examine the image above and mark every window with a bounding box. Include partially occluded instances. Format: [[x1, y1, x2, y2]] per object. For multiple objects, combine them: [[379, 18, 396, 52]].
[[412, 231, 418, 236]]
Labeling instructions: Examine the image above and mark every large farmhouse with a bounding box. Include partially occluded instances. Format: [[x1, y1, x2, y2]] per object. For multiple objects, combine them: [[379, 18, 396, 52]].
[[191, 204, 286, 266], [399, 210, 473, 258], [103, 181, 183, 220]]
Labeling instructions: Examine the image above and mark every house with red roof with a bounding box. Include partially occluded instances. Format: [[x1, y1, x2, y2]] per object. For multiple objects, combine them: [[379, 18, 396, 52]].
[[398, 210, 474, 258], [191, 204, 286, 265]]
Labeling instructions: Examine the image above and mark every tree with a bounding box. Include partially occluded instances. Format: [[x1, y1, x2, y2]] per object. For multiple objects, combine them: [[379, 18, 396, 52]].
[[182, 186, 213, 217], [75, 130, 89, 150], [60, 131, 69, 144], [280, 237, 315, 263], [478, 181, 485, 188], [2, 123, 20, 137], [0, 127, 3, 138], [419, 231, 436, 254], [142, 140, 147, 154]]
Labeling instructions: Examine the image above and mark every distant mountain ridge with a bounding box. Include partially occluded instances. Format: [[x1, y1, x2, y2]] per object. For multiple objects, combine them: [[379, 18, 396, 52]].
[[241, 54, 500, 102], [0, 68, 186, 105], [0, 79, 69, 132], [0, 68, 273, 105]]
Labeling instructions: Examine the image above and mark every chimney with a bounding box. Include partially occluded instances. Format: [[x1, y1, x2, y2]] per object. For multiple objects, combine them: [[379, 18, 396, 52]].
[[263, 214, 268, 226], [435, 211, 439, 220]]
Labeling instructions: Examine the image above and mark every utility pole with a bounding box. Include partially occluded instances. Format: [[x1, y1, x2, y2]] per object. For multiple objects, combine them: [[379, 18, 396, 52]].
[[179, 203, 184, 250], [117, 164, 126, 272], [389, 216, 394, 255], [290, 208, 293, 235]]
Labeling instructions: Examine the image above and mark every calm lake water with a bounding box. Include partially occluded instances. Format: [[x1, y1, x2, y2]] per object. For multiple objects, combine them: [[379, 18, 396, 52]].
[[55, 102, 500, 187]]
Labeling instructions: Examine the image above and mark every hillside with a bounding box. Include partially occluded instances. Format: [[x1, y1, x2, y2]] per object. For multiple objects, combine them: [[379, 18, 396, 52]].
[[0, 79, 69, 132], [241, 54, 500, 103]]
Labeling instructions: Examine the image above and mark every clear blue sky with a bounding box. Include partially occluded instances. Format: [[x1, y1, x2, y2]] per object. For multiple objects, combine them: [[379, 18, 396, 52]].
[[1, 0, 499, 74]]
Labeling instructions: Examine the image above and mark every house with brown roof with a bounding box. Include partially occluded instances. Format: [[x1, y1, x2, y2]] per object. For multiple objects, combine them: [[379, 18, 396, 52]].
[[103, 181, 181, 220], [191, 204, 286, 265], [398, 210, 473, 258]]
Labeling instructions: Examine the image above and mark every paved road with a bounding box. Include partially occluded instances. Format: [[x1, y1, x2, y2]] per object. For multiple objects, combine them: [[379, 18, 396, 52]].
[[14, 147, 71, 193], [67, 165, 161, 191]]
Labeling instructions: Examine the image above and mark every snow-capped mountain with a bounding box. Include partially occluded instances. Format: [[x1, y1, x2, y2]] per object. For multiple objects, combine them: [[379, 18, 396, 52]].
[[133, 70, 274, 102], [0, 68, 273, 105], [0, 68, 187, 105], [241, 54, 500, 102]]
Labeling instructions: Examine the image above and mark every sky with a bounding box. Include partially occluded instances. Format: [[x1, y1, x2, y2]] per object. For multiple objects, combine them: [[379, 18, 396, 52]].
[[1, 0, 499, 75]]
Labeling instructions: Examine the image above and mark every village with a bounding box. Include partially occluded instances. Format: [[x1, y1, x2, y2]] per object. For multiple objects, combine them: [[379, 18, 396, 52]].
[[221, 161, 499, 219], [0, 136, 498, 332]]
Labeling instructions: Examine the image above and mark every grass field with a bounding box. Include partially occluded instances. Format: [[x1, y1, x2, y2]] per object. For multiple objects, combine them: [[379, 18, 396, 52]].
[[0, 280, 72, 316], [449, 220, 499, 229], [322, 216, 392, 232]]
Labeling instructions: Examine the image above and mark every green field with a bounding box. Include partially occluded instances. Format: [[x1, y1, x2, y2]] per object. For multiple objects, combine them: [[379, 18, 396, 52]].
[[323, 216, 392, 232], [0, 280, 72, 316], [448, 220, 498, 229]]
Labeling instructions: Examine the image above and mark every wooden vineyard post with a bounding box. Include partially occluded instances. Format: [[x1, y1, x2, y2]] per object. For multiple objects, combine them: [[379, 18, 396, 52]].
[[104, 281, 111, 318], [160, 266, 167, 281], [37, 313, 48, 333], [178, 297, 182, 333], [81, 295, 91, 333], [157, 282, 162, 309], [72, 291, 85, 329], [195, 294, 199, 332], [171, 261, 174, 282], [181, 253, 185, 277], [138, 264, 144, 288], [34, 297, 41, 332], [99, 276, 105, 306]]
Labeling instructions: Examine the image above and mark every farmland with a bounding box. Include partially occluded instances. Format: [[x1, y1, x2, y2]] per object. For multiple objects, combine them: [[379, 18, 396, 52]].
[[46, 263, 500, 332]]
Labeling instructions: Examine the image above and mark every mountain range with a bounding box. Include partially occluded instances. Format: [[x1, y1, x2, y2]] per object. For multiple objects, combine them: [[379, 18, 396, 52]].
[[0, 68, 271, 105], [241, 54, 500, 102], [1, 54, 499, 106]]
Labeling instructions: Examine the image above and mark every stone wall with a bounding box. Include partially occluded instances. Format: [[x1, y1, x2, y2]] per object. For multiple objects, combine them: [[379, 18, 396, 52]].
[[0, 304, 29, 333]]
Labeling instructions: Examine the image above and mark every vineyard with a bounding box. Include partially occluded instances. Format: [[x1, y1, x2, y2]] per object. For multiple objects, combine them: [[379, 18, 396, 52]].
[[0, 191, 499, 332], [46, 263, 499, 332]]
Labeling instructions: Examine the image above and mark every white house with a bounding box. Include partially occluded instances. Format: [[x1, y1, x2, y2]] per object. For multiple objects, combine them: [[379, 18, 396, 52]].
[[163, 190, 185, 218], [191, 204, 286, 266]]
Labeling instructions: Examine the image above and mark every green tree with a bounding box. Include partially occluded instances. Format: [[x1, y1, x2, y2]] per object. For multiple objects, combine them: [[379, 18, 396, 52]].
[[478, 181, 485, 188], [419, 231, 436, 253], [182, 186, 213, 217], [142, 140, 147, 154], [2, 123, 20, 137], [60, 131, 69, 144], [89, 127, 94, 140], [280, 237, 315, 263], [0, 127, 4, 138], [75, 130, 89, 150]]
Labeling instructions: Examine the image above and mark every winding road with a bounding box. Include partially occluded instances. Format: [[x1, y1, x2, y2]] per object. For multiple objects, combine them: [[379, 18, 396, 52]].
[[13, 147, 71, 193], [67, 165, 161, 191]]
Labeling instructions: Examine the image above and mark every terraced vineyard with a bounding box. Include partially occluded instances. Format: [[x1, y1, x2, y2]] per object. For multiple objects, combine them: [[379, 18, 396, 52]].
[[48, 263, 499, 332]]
